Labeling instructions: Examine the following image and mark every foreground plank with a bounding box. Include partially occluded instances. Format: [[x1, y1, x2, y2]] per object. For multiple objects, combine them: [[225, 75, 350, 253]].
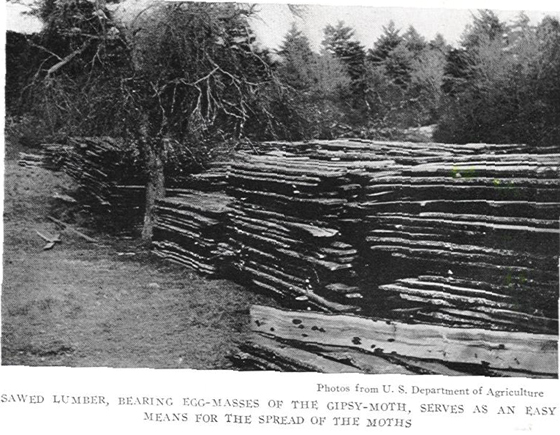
[[240, 335, 363, 373], [250, 305, 558, 375]]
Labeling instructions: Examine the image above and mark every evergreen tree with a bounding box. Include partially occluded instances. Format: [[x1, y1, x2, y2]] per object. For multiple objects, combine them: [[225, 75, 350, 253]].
[[368, 21, 403, 64], [365, 21, 447, 128], [322, 21, 367, 114], [276, 24, 351, 139], [521, 16, 560, 145], [435, 11, 560, 147], [429, 33, 451, 54], [368, 21, 414, 86], [409, 48, 446, 123], [276, 23, 315, 89], [403, 25, 427, 54], [461, 9, 506, 50]]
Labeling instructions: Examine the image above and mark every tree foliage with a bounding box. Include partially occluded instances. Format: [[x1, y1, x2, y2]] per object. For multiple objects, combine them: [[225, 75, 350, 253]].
[[364, 22, 445, 128], [8, 4, 560, 156], [22, 0, 310, 239], [20, 0, 131, 139], [322, 20, 367, 82], [127, 2, 286, 144], [322, 21, 368, 118], [435, 11, 560, 147], [275, 23, 351, 138], [368, 21, 403, 64], [277, 23, 315, 89]]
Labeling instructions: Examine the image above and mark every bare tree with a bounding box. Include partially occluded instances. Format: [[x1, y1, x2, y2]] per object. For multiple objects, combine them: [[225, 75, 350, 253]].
[[26, 0, 295, 240]]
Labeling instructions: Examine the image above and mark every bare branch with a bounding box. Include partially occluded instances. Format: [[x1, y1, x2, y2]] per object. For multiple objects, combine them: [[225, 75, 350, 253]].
[[27, 39, 63, 62], [45, 41, 91, 78]]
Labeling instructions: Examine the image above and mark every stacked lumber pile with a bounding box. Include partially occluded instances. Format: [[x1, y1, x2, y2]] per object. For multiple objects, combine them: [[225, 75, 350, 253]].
[[167, 162, 230, 193], [232, 305, 558, 377], [61, 137, 146, 228], [152, 190, 233, 276], [153, 165, 235, 275], [21, 137, 555, 372], [43, 143, 74, 170], [250, 139, 528, 163], [225, 151, 372, 312], [378, 275, 557, 334], [18, 144, 72, 170], [354, 153, 559, 333], [18, 152, 45, 168], [152, 142, 557, 332]]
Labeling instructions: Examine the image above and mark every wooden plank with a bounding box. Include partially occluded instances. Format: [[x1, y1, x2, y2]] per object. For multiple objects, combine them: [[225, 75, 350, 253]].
[[391, 277, 511, 300], [368, 245, 557, 279], [230, 350, 285, 371], [299, 344, 418, 374], [485, 368, 557, 379], [366, 240, 557, 272], [360, 199, 560, 212], [250, 305, 558, 374], [367, 176, 560, 188], [370, 213, 560, 234], [378, 283, 514, 309], [245, 266, 359, 313], [384, 355, 470, 376], [240, 334, 363, 373]]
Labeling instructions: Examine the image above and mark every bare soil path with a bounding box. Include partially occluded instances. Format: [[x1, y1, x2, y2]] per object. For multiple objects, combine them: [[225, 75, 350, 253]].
[[2, 158, 273, 368]]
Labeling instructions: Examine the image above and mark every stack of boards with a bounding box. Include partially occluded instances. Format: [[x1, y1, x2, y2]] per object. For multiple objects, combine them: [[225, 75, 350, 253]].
[[30, 137, 558, 374], [151, 164, 233, 276], [230, 143, 558, 375], [355, 153, 559, 332], [18, 151, 47, 169], [226, 152, 371, 312], [154, 140, 558, 330], [152, 191, 232, 276], [63, 137, 145, 222], [29, 137, 147, 231], [18, 143, 72, 170]]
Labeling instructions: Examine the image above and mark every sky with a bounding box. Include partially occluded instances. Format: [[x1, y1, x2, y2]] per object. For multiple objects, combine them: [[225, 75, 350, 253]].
[[5, 2, 43, 34], [249, 3, 560, 51], [4, 0, 560, 51]]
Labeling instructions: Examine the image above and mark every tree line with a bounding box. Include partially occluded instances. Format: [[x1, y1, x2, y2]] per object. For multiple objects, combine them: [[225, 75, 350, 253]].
[[8, 3, 560, 147], [5, 1, 560, 238], [276, 10, 560, 147]]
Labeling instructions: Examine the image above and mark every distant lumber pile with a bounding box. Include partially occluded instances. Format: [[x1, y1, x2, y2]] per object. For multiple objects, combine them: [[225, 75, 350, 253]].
[[29, 137, 147, 231], [63, 137, 145, 223], [18, 143, 72, 170], [18, 151, 45, 169], [33, 137, 216, 233]]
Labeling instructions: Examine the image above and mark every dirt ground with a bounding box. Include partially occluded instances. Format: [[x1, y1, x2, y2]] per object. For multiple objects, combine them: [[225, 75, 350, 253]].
[[1, 149, 274, 368]]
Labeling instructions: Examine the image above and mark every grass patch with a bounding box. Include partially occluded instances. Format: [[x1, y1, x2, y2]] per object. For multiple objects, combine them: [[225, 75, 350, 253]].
[[2, 152, 275, 368]]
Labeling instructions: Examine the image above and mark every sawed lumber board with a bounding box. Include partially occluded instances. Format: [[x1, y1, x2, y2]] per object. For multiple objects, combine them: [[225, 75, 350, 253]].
[[250, 305, 558, 374]]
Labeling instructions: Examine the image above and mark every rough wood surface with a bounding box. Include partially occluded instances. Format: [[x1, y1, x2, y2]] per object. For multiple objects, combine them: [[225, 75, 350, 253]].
[[250, 305, 558, 374], [238, 335, 364, 373]]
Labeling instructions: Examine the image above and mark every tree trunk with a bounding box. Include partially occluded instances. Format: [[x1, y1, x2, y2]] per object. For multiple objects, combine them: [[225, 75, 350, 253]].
[[141, 136, 166, 242]]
